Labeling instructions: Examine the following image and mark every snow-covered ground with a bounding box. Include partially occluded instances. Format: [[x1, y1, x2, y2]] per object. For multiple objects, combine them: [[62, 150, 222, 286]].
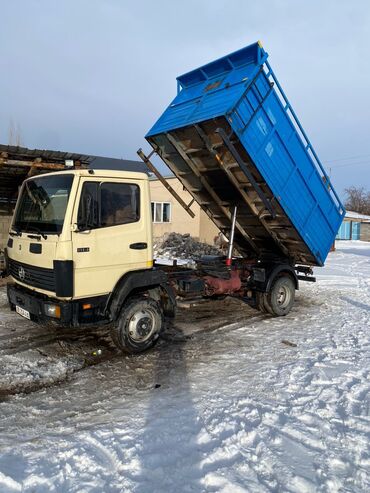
[[0, 241, 369, 492]]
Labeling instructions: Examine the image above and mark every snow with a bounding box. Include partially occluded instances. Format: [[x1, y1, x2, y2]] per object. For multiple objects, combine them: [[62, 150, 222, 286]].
[[0, 295, 117, 395], [0, 240, 369, 492], [345, 211, 370, 221]]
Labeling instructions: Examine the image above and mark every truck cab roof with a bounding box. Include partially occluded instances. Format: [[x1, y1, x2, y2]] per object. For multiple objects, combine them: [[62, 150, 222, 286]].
[[23, 168, 150, 182]]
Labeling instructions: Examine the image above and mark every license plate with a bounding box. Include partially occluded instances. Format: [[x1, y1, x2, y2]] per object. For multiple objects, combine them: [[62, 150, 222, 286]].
[[16, 305, 30, 320]]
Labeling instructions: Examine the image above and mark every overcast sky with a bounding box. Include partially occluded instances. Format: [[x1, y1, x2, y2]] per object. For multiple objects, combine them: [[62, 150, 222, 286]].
[[1, 0, 369, 197]]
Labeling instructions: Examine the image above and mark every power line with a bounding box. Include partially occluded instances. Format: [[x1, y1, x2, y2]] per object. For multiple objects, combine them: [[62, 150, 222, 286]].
[[324, 153, 370, 164], [329, 160, 370, 169]]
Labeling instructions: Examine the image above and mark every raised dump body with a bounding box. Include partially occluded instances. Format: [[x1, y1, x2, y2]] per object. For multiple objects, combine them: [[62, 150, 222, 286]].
[[146, 42, 345, 266]]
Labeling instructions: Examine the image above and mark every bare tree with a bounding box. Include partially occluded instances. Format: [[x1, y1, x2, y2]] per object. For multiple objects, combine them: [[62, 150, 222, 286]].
[[8, 119, 23, 146], [344, 186, 370, 215]]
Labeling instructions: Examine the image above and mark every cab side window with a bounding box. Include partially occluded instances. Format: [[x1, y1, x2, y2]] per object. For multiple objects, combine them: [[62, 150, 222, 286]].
[[100, 183, 140, 227], [77, 182, 140, 230]]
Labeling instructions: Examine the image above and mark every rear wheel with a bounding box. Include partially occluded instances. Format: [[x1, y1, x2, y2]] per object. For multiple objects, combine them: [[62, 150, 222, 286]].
[[266, 275, 295, 316], [110, 296, 164, 354]]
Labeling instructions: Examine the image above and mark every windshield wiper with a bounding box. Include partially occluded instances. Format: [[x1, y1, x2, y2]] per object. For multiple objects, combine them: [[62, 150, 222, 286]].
[[25, 226, 48, 240]]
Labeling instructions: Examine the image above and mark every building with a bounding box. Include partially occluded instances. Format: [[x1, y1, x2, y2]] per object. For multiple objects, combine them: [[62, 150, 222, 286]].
[[149, 176, 219, 243], [336, 211, 370, 241]]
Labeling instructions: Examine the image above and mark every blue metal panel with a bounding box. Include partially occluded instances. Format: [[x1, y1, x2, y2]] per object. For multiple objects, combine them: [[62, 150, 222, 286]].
[[336, 222, 351, 240], [146, 42, 345, 266], [352, 222, 361, 240], [147, 43, 263, 136], [228, 66, 345, 264]]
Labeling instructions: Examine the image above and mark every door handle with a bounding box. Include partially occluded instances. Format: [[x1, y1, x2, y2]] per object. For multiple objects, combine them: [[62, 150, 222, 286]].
[[130, 242, 148, 250]]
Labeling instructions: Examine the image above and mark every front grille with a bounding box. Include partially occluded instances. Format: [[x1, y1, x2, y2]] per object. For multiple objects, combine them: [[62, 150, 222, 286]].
[[8, 258, 55, 292]]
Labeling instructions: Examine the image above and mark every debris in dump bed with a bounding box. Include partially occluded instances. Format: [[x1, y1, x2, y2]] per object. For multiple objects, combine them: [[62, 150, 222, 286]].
[[153, 232, 222, 260]]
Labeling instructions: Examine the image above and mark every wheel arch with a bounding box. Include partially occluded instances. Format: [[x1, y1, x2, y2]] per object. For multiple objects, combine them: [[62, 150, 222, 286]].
[[106, 269, 176, 321], [265, 264, 298, 292]]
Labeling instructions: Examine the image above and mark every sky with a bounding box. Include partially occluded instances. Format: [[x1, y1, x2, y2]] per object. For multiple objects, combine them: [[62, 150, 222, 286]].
[[0, 0, 369, 198]]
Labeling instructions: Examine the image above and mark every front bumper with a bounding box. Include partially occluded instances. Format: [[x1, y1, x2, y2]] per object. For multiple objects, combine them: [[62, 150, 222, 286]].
[[7, 283, 109, 327]]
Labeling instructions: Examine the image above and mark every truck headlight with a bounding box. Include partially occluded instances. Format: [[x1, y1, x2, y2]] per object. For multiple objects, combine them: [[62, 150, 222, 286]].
[[44, 304, 61, 319]]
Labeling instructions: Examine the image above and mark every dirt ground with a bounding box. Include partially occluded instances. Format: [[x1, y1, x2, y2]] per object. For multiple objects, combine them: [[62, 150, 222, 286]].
[[0, 285, 255, 396]]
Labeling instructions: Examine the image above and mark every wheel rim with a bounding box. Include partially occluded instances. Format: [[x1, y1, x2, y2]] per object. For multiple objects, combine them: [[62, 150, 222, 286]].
[[276, 285, 292, 308], [127, 308, 157, 342]]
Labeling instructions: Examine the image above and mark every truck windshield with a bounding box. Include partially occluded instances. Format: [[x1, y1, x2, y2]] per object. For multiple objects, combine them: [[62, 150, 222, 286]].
[[13, 175, 74, 234]]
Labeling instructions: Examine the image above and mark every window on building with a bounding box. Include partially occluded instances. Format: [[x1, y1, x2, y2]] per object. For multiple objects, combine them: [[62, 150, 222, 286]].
[[151, 202, 171, 223]]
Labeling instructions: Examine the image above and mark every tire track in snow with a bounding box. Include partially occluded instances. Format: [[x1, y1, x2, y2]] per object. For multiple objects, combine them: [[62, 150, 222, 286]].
[[0, 242, 369, 491]]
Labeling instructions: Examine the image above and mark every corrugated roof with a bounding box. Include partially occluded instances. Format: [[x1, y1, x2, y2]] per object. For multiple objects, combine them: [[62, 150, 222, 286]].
[[346, 210, 370, 221], [0, 144, 148, 208], [0, 144, 94, 165]]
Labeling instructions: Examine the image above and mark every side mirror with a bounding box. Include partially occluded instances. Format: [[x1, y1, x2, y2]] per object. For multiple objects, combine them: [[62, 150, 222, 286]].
[[72, 223, 92, 234]]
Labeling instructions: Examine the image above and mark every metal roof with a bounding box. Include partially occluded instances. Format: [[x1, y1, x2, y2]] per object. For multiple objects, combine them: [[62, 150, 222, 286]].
[[346, 210, 370, 221], [0, 144, 94, 165], [0, 144, 148, 209]]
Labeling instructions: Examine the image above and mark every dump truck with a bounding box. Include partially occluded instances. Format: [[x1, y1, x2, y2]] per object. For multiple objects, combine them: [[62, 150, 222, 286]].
[[5, 42, 344, 353]]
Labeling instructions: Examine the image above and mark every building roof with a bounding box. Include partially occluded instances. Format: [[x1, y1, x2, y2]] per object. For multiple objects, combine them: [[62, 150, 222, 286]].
[[346, 210, 370, 221], [0, 144, 148, 208], [89, 156, 148, 172], [149, 173, 175, 181]]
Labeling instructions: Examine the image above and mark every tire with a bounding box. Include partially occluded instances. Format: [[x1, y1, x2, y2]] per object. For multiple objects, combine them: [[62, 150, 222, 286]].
[[110, 296, 164, 354], [266, 275, 295, 316]]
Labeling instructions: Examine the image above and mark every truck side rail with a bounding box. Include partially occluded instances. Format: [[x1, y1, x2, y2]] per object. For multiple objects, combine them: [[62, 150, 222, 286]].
[[264, 60, 345, 216]]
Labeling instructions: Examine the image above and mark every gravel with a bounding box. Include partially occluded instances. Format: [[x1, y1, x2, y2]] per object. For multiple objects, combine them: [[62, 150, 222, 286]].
[[153, 232, 222, 260]]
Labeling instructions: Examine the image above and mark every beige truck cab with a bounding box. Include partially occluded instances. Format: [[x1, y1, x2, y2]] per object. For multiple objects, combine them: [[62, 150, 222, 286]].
[[6, 169, 175, 353]]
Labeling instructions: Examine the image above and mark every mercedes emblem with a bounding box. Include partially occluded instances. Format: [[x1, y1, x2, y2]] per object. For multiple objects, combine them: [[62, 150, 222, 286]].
[[18, 266, 26, 281]]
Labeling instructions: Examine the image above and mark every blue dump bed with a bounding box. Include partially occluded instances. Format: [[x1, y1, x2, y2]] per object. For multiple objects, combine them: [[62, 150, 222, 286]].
[[146, 42, 345, 266]]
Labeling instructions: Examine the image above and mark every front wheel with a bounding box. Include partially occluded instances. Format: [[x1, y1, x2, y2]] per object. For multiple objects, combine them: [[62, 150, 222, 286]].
[[266, 275, 295, 316], [110, 296, 164, 354]]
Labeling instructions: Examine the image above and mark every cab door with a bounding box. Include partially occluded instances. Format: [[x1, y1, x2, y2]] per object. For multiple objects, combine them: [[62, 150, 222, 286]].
[[72, 177, 150, 299]]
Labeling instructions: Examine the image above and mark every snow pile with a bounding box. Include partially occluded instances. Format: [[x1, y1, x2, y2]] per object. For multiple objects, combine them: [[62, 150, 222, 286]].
[[154, 232, 222, 259], [0, 289, 116, 396], [0, 353, 82, 395]]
